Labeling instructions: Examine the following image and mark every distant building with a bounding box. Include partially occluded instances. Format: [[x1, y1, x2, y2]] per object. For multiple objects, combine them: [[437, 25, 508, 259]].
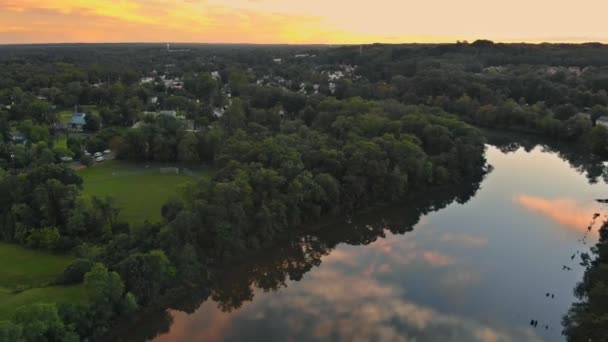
[[164, 79, 184, 90], [132, 121, 144, 128], [211, 71, 221, 81], [596, 116, 608, 128], [10, 131, 26, 144], [149, 96, 158, 105], [273, 58, 282, 63], [70, 112, 87, 130], [212, 108, 225, 118], [140, 77, 155, 84], [329, 82, 337, 94], [159, 110, 177, 118]]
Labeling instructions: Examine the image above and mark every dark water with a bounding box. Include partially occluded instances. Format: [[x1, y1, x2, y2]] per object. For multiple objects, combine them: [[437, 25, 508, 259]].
[[128, 137, 608, 342]]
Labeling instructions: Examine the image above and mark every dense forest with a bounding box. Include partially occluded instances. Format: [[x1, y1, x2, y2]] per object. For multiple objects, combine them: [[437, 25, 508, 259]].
[[0, 42, 606, 341]]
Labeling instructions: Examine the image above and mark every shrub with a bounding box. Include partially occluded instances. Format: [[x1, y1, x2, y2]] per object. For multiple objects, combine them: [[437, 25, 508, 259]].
[[55, 259, 95, 285]]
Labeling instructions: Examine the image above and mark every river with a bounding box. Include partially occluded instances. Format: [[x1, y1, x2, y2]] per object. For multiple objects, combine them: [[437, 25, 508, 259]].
[[123, 135, 608, 342]]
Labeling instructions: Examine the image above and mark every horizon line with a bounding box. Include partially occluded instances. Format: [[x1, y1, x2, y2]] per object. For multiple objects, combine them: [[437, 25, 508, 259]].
[[1, 40, 608, 47]]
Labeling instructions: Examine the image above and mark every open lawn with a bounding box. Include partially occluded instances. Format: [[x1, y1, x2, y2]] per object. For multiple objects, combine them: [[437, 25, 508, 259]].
[[0, 243, 85, 320], [0, 285, 86, 320], [54, 134, 68, 149], [79, 160, 213, 223], [58, 110, 73, 123], [0, 243, 73, 289]]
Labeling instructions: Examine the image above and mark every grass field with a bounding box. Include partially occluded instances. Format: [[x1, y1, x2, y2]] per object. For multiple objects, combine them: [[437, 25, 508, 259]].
[[54, 134, 68, 149], [79, 161, 213, 223], [0, 243, 85, 320], [58, 110, 73, 123], [0, 286, 86, 320], [0, 243, 73, 289]]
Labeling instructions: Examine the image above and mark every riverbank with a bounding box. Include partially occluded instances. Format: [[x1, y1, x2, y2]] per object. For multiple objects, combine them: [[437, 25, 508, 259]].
[[114, 139, 608, 342]]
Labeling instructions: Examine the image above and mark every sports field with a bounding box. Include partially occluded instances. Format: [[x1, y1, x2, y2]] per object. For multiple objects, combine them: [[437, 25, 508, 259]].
[[79, 160, 212, 223]]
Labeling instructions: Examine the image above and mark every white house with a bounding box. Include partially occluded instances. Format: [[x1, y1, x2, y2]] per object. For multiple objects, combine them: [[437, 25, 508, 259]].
[[159, 110, 177, 118], [70, 112, 87, 131], [313, 84, 320, 94], [213, 108, 225, 118], [329, 82, 337, 94], [140, 77, 155, 84], [596, 116, 608, 128]]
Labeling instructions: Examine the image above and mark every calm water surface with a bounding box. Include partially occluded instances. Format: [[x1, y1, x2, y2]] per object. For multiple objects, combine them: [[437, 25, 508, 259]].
[[144, 142, 608, 342]]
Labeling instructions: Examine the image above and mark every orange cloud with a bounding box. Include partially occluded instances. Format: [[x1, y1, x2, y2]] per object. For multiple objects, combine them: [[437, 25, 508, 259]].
[[421, 251, 455, 267], [515, 195, 604, 234]]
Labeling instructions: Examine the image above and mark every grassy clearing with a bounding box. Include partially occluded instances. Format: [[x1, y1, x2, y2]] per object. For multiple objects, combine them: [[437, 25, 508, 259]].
[[58, 110, 73, 123], [0, 285, 86, 320], [79, 160, 213, 223], [54, 134, 68, 149], [0, 243, 73, 289], [0, 243, 85, 320]]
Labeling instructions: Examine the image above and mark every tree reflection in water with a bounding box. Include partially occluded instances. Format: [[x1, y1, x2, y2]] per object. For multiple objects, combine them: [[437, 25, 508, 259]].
[[106, 176, 483, 341], [485, 130, 608, 184], [109, 133, 608, 341]]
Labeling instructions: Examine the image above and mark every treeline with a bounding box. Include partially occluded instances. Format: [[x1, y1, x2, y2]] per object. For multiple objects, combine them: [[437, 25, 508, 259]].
[[563, 219, 608, 341], [0, 164, 125, 250], [317, 44, 608, 156], [104, 96, 486, 259], [156, 97, 485, 260]]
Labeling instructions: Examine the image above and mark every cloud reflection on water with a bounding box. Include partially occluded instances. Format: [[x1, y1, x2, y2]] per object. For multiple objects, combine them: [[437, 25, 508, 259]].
[[515, 195, 604, 235], [155, 231, 540, 342]]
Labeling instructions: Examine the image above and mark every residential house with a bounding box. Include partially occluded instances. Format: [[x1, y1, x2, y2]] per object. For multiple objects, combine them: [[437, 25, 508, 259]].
[[329, 82, 337, 94], [132, 121, 145, 128], [140, 77, 155, 84], [159, 110, 177, 118], [213, 108, 225, 118], [596, 116, 608, 128], [70, 112, 87, 131], [163, 78, 184, 90], [327, 71, 345, 81], [313, 84, 320, 94]]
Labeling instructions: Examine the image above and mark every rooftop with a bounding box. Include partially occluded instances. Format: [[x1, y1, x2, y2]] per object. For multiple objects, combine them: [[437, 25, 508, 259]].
[[70, 112, 87, 125]]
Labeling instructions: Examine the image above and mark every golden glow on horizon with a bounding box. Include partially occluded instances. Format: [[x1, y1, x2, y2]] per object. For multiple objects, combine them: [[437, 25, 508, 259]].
[[1, 0, 608, 44]]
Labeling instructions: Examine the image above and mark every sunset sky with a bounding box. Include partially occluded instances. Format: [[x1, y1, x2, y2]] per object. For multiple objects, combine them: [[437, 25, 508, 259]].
[[1, 0, 607, 44]]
